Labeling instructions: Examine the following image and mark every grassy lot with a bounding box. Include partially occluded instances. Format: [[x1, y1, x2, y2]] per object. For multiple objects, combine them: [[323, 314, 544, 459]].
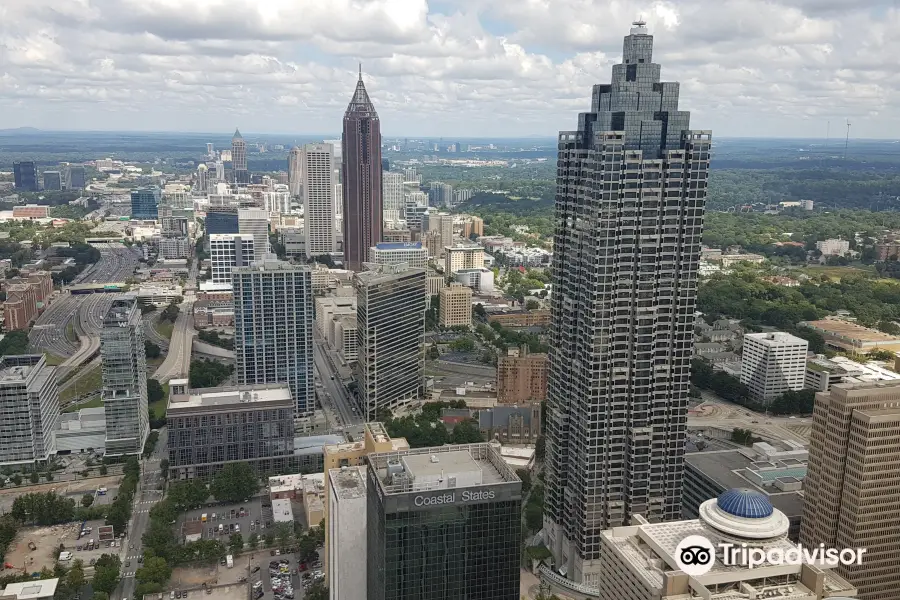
[[156, 320, 175, 340], [798, 265, 876, 281], [62, 395, 102, 413], [148, 382, 170, 418], [43, 353, 65, 366], [60, 364, 102, 403]]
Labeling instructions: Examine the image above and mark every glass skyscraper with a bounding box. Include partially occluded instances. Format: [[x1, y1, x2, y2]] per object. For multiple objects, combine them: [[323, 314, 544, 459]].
[[543, 22, 712, 586], [130, 187, 161, 220], [366, 444, 522, 600], [13, 161, 38, 192], [233, 260, 314, 415]]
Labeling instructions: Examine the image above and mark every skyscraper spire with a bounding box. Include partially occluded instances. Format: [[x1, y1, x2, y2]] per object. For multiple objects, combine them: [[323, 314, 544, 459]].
[[347, 67, 374, 114]]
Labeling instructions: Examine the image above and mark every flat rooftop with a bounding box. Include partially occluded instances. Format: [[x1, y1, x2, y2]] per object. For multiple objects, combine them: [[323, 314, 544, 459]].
[[369, 443, 519, 496], [803, 318, 900, 343], [4, 578, 59, 600], [330, 467, 367, 501], [103, 297, 136, 325], [168, 384, 292, 412], [685, 450, 805, 517]]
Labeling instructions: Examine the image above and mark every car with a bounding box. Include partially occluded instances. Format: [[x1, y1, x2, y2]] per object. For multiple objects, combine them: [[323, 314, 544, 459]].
[[125, 560, 131, 567], [138, 556, 144, 564], [220, 557, 227, 566], [251, 565, 260, 574]]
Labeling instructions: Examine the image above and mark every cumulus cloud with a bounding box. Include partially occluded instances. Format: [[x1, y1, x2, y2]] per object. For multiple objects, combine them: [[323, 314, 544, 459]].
[[0, 0, 897, 137]]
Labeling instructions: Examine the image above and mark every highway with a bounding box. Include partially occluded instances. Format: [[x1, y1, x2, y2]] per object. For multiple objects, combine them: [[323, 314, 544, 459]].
[[142, 311, 170, 351], [153, 298, 195, 382], [118, 428, 167, 600]]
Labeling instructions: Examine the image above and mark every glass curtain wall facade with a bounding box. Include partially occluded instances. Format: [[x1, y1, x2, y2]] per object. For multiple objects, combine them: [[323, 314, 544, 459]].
[[233, 261, 314, 415], [543, 22, 712, 585]]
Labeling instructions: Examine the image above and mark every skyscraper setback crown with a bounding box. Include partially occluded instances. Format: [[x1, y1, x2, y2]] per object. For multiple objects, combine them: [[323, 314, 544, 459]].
[[346, 64, 377, 117], [543, 23, 711, 588]]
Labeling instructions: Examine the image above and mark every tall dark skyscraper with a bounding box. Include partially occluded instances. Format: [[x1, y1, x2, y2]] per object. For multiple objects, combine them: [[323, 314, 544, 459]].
[[342, 67, 383, 271], [130, 187, 161, 220], [543, 22, 711, 586], [13, 161, 38, 191], [232, 128, 249, 185]]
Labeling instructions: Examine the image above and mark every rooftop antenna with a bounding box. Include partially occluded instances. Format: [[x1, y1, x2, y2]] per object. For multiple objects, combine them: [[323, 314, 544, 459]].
[[844, 119, 851, 161]]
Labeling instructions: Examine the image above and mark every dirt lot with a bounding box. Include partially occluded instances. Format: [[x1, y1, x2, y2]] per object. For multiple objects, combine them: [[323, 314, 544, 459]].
[[0, 475, 124, 513], [171, 558, 249, 589], [3, 519, 120, 575]]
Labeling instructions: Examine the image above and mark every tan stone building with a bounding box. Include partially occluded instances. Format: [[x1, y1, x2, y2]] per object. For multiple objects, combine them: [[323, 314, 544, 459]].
[[497, 347, 548, 405], [800, 381, 900, 600], [439, 283, 472, 327]]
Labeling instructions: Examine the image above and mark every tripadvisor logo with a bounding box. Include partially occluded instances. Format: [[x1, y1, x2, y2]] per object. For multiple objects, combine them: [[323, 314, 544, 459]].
[[675, 535, 866, 576]]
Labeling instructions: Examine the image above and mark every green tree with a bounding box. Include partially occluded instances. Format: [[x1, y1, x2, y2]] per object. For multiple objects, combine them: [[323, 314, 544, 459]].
[[135, 556, 171, 586], [81, 494, 94, 508], [10, 474, 21, 486], [525, 299, 540, 310], [263, 533, 275, 548], [306, 581, 328, 600], [247, 532, 259, 550], [515, 469, 532, 494], [65, 559, 86, 593], [91, 593, 109, 600], [210, 463, 259, 503], [228, 533, 244, 554], [448, 337, 475, 352], [144, 341, 161, 359], [449, 419, 484, 444], [91, 554, 121, 595], [29, 471, 39, 484], [275, 522, 293, 547]]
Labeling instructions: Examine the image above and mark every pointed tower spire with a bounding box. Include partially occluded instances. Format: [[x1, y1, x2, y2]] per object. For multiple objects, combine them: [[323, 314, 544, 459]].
[[233, 128, 243, 140], [347, 66, 375, 115]]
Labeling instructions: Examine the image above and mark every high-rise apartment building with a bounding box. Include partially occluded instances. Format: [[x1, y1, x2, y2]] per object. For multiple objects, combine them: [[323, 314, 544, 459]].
[[497, 348, 548, 405], [366, 443, 522, 600], [13, 161, 38, 191], [342, 69, 383, 271], [354, 265, 426, 419], [0, 355, 59, 468], [209, 234, 255, 285], [166, 384, 295, 480], [328, 465, 368, 600], [800, 381, 900, 600], [444, 245, 484, 274], [302, 143, 336, 258], [130, 187, 160, 220], [382, 171, 404, 224], [544, 22, 712, 585], [65, 165, 86, 190], [238, 208, 270, 262], [101, 297, 148, 456], [42, 171, 62, 191], [288, 146, 303, 197], [232, 128, 249, 184], [439, 283, 472, 327], [425, 212, 455, 256], [233, 260, 314, 415], [368, 242, 427, 269], [740, 332, 809, 404]]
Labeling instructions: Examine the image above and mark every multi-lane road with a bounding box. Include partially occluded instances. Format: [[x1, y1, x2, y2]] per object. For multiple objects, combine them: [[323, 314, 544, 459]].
[[153, 298, 196, 382], [313, 337, 364, 428]]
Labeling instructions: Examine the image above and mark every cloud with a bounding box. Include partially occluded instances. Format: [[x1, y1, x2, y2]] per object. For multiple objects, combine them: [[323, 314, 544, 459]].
[[0, 0, 897, 137]]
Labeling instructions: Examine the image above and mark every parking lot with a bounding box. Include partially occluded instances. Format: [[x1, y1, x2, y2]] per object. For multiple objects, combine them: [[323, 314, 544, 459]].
[[179, 498, 272, 543], [250, 551, 323, 600]]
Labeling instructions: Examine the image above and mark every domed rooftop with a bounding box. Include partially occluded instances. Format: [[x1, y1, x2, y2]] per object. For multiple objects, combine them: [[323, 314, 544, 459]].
[[716, 488, 774, 519], [698, 488, 789, 540]]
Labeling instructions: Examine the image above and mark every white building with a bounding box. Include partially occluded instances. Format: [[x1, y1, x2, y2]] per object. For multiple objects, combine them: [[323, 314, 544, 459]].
[[159, 236, 191, 260], [445, 245, 485, 274], [237, 208, 270, 262], [805, 354, 900, 391], [3, 578, 60, 600], [816, 238, 850, 256], [593, 488, 855, 600], [134, 284, 183, 307], [56, 408, 106, 454], [382, 171, 405, 224], [288, 146, 303, 197], [455, 267, 495, 294], [740, 332, 809, 404], [302, 143, 335, 258], [0, 355, 59, 467], [315, 297, 356, 340], [327, 466, 367, 600], [368, 242, 428, 269], [209, 234, 255, 285], [263, 191, 292, 215]]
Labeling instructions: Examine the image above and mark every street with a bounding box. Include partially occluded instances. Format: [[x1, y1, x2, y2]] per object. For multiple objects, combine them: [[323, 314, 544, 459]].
[[117, 428, 167, 600], [313, 337, 363, 428], [153, 297, 196, 382]]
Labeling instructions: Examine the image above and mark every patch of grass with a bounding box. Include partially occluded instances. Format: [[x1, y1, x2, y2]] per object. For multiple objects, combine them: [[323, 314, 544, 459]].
[[65, 321, 79, 344], [148, 383, 169, 418], [43, 353, 65, 366], [62, 394, 102, 413], [60, 364, 102, 403], [156, 320, 174, 340], [799, 265, 876, 281]]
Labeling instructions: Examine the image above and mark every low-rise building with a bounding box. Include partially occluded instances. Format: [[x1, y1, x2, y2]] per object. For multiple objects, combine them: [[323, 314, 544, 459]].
[[369, 242, 427, 269], [426, 273, 446, 297], [805, 354, 900, 391], [801, 318, 900, 354], [56, 407, 106, 454], [815, 238, 850, 256], [166, 384, 295, 480], [2, 272, 53, 331], [454, 267, 495, 294], [192, 300, 234, 328], [3, 578, 59, 600], [486, 309, 551, 328], [12, 205, 50, 219], [134, 284, 182, 307], [441, 405, 541, 443]]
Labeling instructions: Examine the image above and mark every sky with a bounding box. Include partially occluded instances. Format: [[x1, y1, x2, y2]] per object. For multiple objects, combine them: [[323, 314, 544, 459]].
[[1, 0, 898, 139]]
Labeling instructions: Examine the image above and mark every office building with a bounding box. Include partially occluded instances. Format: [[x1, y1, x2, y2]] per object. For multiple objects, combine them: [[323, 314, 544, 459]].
[[0, 355, 59, 467], [382, 171, 404, 223], [404, 203, 428, 233], [209, 234, 254, 285], [368, 242, 427, 269], [425, 212, 455, 257], [166, 384, 295, 480], [238, 208, 270, 262], [382, 228, 411, 243], [740, 332, 809, 404], [596, 489, 855, 600], [233, 260, 314, 415], [42, 171, 62, 191], [815, 238, 850, 256], [354, 265, 426, 419], [801, 381, 900, 599], [302, 143, 336, 258], [444, 245, 484, 274], [100, 298, 148, 456], [288, 146, 303, 197], [342, 69, 383, 271], [805, 354, 900, 391], [130, 187, 161, 220], [232, 128, 249, 184], [426, 273, 446, 298], [328, 466, 367, 600], [544, 22, 712, 585], [206, 206, 240, 236], [13, 161, 38, 191], [65, 165, 86, 190], [497, 348, 548, 405], [366, 443, 522, 600], [196, 163, 209, 192], [439, 283, 472, 327], [455, 267, 494, 294]]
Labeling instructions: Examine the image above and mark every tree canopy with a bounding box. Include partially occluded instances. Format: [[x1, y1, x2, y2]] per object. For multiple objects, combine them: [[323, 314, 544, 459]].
[[210, 463, 259, 503]]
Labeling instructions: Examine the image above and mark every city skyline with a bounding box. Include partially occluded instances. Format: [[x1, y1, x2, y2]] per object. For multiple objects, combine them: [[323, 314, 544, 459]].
[[1, 2, 897, 139]]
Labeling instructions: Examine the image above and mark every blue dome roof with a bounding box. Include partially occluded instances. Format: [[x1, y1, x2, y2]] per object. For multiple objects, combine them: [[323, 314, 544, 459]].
[[716, 488, 774, 519]]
